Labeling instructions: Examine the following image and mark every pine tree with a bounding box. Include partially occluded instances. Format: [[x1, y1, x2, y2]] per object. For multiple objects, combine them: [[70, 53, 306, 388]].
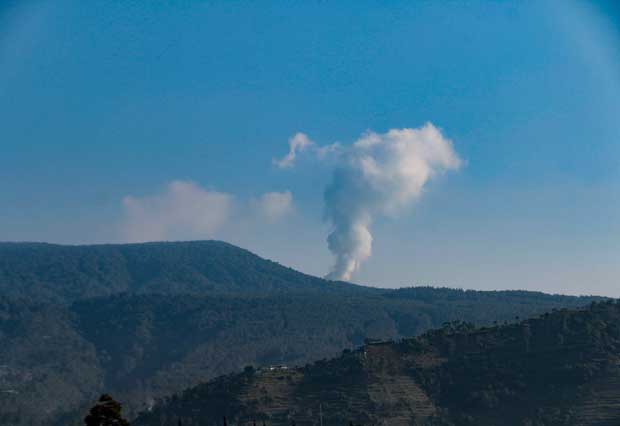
[[84, 394, 130, 426]]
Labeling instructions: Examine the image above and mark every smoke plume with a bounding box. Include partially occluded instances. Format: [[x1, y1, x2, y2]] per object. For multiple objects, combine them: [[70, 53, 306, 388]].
[[323, 124, 462, 281], [273, 133, 314, 168]]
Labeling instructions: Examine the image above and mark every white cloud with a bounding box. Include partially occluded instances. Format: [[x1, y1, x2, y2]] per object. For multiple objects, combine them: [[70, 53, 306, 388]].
[[121, 181, 295, 242], [254, 191, 294, 222], [273, 132, 314, 168], [316, 142, 342, 159], [122, 180, 233, 243]]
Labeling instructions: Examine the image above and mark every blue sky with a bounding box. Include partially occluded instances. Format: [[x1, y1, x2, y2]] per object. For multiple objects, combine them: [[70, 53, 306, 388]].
[[1, 1, 619, 296]]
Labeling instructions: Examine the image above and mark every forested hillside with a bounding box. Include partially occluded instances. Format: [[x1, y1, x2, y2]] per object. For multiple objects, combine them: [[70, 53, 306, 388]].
[[0, 241, 360, 303], [135, 300, 620, 426], [0, 241, 604, 426]]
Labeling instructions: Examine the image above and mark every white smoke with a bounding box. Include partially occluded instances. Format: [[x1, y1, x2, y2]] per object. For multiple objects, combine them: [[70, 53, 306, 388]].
[[273, 132, 314, 168], [322, 124, 462, 281]]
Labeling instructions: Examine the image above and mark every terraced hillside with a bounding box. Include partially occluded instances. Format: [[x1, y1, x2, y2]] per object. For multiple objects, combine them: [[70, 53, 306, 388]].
[[135, 300, 620, 426]]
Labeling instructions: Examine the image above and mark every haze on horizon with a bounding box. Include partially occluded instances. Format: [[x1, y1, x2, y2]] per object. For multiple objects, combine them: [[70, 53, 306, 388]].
[[1, 1, 619, 297]]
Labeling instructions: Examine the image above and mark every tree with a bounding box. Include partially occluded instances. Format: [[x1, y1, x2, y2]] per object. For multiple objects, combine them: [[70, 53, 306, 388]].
[[84, 394, 130, 426]]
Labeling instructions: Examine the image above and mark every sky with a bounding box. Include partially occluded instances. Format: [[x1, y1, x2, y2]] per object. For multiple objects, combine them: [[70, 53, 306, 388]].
[[1, 0, 619, 296]]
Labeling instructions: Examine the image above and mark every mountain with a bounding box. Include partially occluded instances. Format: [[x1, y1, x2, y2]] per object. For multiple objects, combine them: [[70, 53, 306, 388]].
[[0, 241, 605, 426], [134, 300, 620, 426], [0, 241, 362, 304]]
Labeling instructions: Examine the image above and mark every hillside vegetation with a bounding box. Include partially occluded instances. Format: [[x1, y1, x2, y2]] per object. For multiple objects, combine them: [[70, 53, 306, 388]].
[[135, 300, 620, 426], [0, 241, 603, 426], [0, 241, 370, 304]]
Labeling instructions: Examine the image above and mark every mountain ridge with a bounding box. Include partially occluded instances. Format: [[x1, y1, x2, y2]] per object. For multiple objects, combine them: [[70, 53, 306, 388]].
[[0, 240, 607, 426], [0, 240, 369, 304], [0, 240, 604, 301]]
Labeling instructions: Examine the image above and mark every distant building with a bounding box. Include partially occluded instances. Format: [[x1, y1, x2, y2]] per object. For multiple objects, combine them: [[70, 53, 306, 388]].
[[267, 365, 288, 371]]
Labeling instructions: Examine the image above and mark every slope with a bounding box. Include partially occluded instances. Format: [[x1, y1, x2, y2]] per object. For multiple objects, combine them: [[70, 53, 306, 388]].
[[134, 300, 620, 426], [0, 241, 361, 303]]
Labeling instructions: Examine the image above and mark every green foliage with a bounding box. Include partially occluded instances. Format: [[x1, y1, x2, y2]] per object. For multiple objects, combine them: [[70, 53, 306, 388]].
[[133, 301, 620, 426], [0, 241, 360, 304], [84, 395, 130, 426], [0, 241, 605, 426]]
